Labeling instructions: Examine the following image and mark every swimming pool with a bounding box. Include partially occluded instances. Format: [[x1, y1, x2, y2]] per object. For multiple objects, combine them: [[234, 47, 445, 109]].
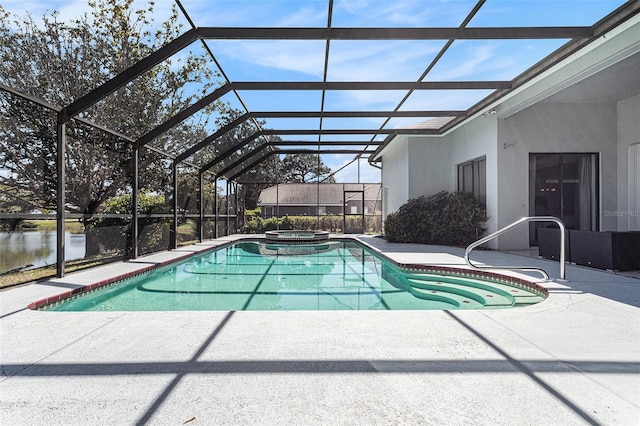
[[41, 240, 546, 311]]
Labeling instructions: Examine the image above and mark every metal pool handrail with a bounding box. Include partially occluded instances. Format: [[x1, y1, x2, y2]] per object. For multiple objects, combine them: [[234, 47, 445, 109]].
[[464, 216, 566, 281]]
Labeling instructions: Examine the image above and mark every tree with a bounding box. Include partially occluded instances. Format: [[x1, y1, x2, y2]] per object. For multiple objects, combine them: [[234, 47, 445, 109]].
[[280, 154, 335, 183], [237, 154, 282, 210], [235, 153, 335, 211], [202, 106, 285, 210], [90, 191, 169, 256], [0, 0, 220, 254]]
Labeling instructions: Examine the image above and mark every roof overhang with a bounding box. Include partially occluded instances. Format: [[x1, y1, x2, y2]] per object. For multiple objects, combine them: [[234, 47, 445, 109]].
[[371, 6, 640, 162]]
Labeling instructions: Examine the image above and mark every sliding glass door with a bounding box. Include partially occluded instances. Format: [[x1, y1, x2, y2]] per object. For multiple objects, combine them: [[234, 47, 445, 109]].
[[529, 153, 599, 245]]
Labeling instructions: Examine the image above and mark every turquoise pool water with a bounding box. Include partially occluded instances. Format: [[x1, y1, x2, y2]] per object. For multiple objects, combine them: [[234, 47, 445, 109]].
[[43, 240, 546, 311]]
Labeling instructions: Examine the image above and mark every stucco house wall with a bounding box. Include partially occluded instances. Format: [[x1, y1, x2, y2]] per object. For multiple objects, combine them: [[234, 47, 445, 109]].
[[617, 94, 640, 231], [377, 14, 639, 251], [447, 115, 499, 247], [407, 135, 450, 199], [497, 102, 618, 249], [381, 137, 409, 220]]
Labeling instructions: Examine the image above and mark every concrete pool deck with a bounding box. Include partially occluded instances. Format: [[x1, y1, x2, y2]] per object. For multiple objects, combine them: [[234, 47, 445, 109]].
[[1, 235, 639, 425]]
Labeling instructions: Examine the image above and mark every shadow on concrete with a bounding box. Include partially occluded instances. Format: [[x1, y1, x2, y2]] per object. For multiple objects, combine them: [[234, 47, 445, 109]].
[[3, 305, 636, 426], [4, 359, 637, 378], [446, 311, 607, 426]]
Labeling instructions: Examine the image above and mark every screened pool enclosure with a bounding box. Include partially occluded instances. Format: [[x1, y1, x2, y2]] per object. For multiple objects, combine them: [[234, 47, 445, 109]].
[[1, 0, 636, 277]]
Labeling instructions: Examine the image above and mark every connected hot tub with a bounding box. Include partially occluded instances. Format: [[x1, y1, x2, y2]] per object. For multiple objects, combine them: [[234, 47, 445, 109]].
[[264, 230, 330, 244]]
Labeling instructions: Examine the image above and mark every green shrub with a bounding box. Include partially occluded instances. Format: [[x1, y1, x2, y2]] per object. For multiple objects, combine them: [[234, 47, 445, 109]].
[[384, 191, 487, 246], [279, 215, 293, 230], [290, 215, 318, 230], [382, 211, 410, 242], [242, 214, 265, 233], [89, 192, 170, 256], [240, 213, 382, 234]]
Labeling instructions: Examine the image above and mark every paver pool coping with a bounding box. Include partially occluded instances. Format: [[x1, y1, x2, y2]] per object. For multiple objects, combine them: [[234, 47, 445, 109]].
[[27, 235, 547, 310], [26, 238, 239, 310]]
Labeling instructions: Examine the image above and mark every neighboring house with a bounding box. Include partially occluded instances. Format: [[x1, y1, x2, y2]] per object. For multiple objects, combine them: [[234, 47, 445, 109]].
[[257, 183, 382, 218], [372, 14, 640, 251]]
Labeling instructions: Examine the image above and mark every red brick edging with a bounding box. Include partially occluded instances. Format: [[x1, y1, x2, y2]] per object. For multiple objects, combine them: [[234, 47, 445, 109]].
[[28, 243, 232, 310]]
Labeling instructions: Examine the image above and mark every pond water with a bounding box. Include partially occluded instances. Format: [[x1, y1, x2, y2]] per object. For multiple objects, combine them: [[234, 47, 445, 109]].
[[0, 231, 86, 274]]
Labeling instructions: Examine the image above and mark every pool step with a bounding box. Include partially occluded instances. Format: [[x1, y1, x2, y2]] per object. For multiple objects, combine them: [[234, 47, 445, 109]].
[[403, 273, 544, 308], [406, 284, 486, 308], [447, 276, 545, 307], [406, 279, 513, 308]]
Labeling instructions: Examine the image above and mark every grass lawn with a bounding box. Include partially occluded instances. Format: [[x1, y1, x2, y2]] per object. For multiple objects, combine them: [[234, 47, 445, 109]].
[[1, 221, 199, 289], [0, 254, 122, 289], [20, 219, 85, 233]]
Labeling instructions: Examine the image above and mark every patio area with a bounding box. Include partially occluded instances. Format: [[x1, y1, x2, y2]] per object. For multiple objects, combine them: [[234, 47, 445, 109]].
[[1, 235, 638, 425]]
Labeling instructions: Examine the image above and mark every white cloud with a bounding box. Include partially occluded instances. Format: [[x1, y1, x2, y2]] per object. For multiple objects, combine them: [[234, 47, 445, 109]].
[[429, 43, 496, 80], [327, 40, 442, 81], [3, 0, 91, 25], [209, 40, 326, 78], [327, 154, 381, 183], [324, 90, 406, 111], [6, 0, 177, 31], [276, 4, 327, 27], [183, 0, 326, 27], [333, 0, 471, 27]]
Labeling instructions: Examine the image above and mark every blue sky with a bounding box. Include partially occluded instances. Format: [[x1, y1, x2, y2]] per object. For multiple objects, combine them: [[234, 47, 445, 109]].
[[3, 0, 627, 183]]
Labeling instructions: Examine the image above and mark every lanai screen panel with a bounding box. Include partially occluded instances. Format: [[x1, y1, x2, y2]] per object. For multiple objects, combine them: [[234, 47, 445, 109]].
[[169, 0, 629, 180]]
